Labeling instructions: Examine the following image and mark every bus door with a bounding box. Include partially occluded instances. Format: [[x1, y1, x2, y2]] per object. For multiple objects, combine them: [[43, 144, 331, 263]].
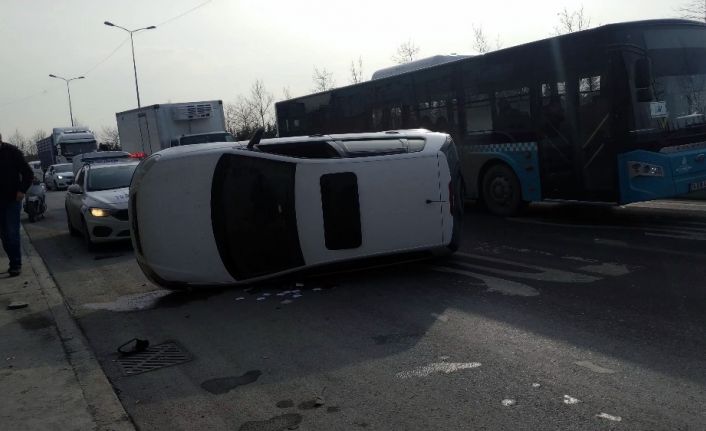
[[577, 48, 630, 201], [536, 79, 581, 198]]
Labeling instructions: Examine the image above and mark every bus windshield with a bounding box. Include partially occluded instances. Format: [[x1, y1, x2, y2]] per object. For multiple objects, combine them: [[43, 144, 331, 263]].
[[636, 28, 706, 133]]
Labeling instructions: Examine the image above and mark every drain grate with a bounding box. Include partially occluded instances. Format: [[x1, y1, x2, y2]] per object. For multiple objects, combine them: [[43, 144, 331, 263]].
[[116, 341, 192, 376]]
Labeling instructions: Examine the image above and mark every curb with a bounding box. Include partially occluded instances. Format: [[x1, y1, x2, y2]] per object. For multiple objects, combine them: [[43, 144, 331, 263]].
[[21, 225, 136, 431]]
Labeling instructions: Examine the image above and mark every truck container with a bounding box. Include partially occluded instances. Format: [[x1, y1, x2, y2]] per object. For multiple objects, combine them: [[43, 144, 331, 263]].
[[36, 127, 98, 171], [116, 100, 232, 156]]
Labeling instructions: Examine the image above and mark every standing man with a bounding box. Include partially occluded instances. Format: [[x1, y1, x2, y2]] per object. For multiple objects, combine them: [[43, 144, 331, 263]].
[[0, 132, 34, 276]]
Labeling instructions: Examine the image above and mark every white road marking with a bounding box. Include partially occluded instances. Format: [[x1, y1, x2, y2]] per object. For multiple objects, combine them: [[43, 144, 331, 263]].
[[578, 263, 631, 277], [596, 413, 622, 422], [575, 361, 616, 374], [453, 252, 600, 283], [563, 395, 581, 405], [83, 290, 172, 312], [430, 266, 540, 297], [396, 362, 481, 379]]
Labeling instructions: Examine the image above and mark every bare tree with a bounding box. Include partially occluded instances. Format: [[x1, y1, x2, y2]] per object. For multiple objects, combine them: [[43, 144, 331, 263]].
[[350, 56, 364, 84], [282, 86, 292, 100], [225, 96, 259, 140], [29, 129, 46, 154], [392, 39, 420, 64], [472, 25, 491, 54], [250, 80, 275, 129], [7, 129, 32, 155], [555, 6, 592, 35], [678, 0, 706, 21], [100, 126, 120, 150], [312, 67, 336, 92]]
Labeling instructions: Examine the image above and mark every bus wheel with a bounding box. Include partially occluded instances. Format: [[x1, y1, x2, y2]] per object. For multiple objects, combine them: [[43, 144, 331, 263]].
[[482, 164, 524, 217]]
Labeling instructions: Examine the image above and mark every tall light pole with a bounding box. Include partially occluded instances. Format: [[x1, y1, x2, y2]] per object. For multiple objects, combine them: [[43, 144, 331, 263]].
[[104, 21, 156, 108], [48, 74, 85, 127]]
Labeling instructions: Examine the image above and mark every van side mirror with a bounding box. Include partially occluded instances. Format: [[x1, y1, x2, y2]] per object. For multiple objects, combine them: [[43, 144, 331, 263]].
[[67, 184, 82, 194]]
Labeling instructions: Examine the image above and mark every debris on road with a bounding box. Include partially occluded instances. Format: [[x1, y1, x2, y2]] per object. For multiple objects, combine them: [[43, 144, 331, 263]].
[[281, 299, 293, 305], [563, 395, 581, 405], [396, 362, 481, 378], [501, 399, 516, 407], [7, 301, 28, 310], [532, 383, 541, 388], [597, 413, 622, 422]]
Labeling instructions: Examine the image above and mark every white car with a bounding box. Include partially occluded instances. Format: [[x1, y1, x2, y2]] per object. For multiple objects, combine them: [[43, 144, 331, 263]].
[[130, 130, 463, 289], [65, 161, 140, 248], [45, 163, 75, 190]]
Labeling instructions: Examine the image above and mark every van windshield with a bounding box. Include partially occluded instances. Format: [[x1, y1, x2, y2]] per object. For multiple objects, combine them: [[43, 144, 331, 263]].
[[210, 154, 303, 280]]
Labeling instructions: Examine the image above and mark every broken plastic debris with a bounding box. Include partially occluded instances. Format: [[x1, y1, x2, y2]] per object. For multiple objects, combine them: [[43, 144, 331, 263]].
[[314, 396, 325, 407], [292, 294, 302, 298], [281, 299, 293, 305], [312, 287, 322, 291], [563, 395, 580, 405], [531, 383, 541, 388], [235, 297, 245, 301], [596, 413, 622, 422], [263, 293, 271, 297], [295, 283, 304, 287], [501, 399, 516, 407], [7, 302, 28, 310], [256, 297, 266, 301]]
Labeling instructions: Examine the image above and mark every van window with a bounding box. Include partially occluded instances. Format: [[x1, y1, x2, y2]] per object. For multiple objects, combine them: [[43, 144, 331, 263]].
[[211, 154, 304, 280], [320, 173, 362, 250]]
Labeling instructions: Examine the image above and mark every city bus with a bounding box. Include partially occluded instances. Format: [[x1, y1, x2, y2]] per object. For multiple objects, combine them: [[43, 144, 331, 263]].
[[275, 19, 706, 215]]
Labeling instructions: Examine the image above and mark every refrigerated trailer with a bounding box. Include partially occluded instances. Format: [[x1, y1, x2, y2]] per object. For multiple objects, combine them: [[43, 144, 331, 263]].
[[116, 100, 233, 156]]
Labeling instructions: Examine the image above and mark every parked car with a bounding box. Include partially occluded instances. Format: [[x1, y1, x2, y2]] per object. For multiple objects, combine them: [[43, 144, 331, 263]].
[[129, 130, 463, 289], [44, 163, 74, 190], [28, 160, 44, 182], [65, 161, 139, 248]]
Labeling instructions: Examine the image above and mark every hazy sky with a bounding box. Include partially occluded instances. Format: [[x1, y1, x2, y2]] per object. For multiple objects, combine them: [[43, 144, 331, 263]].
[[0, 0, 683, 140]]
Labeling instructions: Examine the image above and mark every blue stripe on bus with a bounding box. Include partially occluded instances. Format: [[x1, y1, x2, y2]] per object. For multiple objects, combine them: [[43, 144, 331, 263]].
[[467, 142, 542, 202]]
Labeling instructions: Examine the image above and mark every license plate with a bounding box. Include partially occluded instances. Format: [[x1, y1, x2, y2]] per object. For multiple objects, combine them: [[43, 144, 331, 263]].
[[690, 180, 706, 192]]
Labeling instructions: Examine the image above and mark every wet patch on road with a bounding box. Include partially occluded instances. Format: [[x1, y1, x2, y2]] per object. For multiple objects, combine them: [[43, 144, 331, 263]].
[[327, 406, 340, 413], [575, 360, 616, 374], [276, 399, 294, 408], [238, 413, 302, 431], [201, 370, 262, 394], [83, 290, 172, 312], [17, 313, 53, 330]]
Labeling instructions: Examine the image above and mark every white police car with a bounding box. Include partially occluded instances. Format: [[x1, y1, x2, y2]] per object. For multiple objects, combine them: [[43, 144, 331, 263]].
[[130, 130, 463, 288], [65, 161, 139, 248]]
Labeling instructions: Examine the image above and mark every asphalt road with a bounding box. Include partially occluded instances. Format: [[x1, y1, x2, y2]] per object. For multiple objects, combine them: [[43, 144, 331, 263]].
[[23, 190, 706, 431]]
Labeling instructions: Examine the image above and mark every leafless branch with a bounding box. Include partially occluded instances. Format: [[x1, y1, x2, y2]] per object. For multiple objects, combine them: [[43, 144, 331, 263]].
[[392, 39, 420, 64]]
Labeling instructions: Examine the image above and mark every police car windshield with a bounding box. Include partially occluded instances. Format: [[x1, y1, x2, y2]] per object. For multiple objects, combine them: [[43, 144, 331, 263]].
[[87, 164, 137, 191]]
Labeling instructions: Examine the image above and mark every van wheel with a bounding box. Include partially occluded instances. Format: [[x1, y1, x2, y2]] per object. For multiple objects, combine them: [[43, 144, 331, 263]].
[[482, 164, 525, 217]]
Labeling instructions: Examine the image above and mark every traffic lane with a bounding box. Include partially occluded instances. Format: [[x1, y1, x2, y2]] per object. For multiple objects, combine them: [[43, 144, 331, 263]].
[[75, 262, 706, 430], [23, 193, 706, 430]]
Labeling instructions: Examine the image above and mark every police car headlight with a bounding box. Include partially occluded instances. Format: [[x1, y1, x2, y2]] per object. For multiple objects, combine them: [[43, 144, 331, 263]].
[[629, 161, 664, 178], [89, 208, 112, 217]]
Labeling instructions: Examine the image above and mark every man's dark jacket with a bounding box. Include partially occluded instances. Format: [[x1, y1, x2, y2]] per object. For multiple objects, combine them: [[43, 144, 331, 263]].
[[0, 142, 33, 203]]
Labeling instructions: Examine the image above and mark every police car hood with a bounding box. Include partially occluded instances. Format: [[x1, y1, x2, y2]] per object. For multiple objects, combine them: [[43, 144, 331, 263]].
[[85, 187, 130, 209]]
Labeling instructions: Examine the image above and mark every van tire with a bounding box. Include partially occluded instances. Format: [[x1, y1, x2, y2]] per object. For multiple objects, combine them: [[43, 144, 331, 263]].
[[482, 164, 525, 217]]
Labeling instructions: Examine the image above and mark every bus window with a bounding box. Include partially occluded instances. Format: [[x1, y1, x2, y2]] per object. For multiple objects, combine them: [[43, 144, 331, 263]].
[[579, 76, 602, 106], [495, 87, 531, 132], [541, 82, 568, 135], [465, 93, 493, 133]]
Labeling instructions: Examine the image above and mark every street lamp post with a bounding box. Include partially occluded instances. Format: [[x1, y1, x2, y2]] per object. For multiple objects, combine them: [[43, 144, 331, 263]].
[[48, 74, 85, 127], [104, 21, 156, 108]]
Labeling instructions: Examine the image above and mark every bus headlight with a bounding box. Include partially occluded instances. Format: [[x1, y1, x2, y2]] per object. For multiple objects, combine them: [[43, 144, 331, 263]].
[[628, 161, 664, 178]]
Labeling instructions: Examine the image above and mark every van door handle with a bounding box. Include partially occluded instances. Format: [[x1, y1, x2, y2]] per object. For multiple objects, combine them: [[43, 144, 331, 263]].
[[426, 199, 446, 204]]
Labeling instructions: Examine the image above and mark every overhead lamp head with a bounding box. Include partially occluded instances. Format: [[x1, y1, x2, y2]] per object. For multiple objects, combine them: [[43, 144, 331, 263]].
[[104, 21, 114, 26], [49, 74, 56, 78], [146, 25, 156, 30]]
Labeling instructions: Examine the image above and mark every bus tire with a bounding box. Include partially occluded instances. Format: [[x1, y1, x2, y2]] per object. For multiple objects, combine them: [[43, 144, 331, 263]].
[[482, 163, 525, 217]]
